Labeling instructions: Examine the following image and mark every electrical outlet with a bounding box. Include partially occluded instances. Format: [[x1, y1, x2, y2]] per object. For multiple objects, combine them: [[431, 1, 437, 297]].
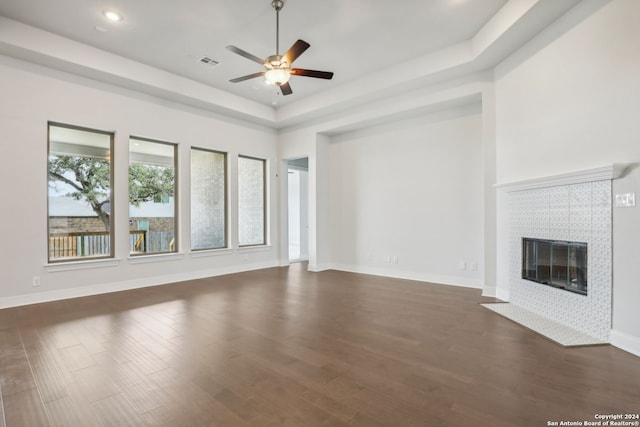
[[392, 256, 398, 264], [32, 276, 41, 287], [470, 262, 478, 271], [615, 193, 635, 207], [458, 261, 467, 271]]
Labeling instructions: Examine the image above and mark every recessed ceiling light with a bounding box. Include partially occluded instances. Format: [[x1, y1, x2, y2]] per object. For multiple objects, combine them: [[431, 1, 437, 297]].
[[103, 10, 122, 22]]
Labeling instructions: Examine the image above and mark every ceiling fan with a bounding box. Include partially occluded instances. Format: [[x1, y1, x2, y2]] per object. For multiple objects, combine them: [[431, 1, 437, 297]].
[[226, 0, 334, 96]]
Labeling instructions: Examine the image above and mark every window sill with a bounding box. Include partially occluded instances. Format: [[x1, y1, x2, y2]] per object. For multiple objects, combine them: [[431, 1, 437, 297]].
[[190, 248, 233, 258], [128, 252, 185, 264], [45, 258, 121, 272], [238, 245, 272, 253]]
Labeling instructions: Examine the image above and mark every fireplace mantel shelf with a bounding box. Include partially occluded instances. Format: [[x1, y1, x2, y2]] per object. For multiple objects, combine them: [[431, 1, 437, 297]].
[[494, 164, 628, 192]]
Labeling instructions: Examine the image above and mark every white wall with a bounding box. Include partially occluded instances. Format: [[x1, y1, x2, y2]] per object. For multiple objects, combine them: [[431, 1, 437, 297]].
[[327, 106, 484, 287], [0, 55, 279, 307], [276, 76, 493, 276], [494, 0, 640, 354]]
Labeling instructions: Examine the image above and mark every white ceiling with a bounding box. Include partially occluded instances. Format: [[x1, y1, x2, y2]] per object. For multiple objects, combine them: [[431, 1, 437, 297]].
[[0, 0, 583, 127]]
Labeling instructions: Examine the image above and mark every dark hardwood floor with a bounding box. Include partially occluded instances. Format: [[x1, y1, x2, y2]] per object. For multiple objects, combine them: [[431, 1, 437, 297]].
[[1, 263, 639, 426]]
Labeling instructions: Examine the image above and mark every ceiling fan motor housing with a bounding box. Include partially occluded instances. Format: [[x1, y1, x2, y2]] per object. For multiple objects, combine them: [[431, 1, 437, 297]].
[[266, 55, 287, 68]]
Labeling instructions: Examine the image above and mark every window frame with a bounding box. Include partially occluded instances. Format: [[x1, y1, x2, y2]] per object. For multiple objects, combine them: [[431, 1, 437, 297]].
[[190, 147, 228, 251], [237, 155, 267, 247], [47, 121, 115, 263], [128, 136, 179, 256]]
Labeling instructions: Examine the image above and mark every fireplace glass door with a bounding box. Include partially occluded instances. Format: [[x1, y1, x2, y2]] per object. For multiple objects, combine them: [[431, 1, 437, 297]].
[[568, 244, 588, 294], [521, 238, 587, 295], [550, 244, 568, 287]]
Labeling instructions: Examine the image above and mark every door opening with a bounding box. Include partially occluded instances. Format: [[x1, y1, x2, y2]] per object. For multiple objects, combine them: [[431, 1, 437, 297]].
[[288, 158, 309, 262]]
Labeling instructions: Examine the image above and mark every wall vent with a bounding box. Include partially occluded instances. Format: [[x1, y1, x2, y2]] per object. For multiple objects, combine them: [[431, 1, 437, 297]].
[[198, 56, 219, 66]]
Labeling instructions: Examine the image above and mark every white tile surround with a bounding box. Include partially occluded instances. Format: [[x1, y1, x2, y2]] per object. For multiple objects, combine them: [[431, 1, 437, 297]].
[[495, 165, 626, 343]]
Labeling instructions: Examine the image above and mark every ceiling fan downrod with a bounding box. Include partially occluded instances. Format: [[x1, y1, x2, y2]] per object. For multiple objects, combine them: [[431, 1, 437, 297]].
[[272, 0, 284, 57]]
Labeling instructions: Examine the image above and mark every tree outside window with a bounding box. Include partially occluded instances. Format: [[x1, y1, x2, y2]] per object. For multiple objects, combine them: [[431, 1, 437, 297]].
[[48, 124, 179, 261], [48, 123, 114, 261], [129, 137, 177, 255]]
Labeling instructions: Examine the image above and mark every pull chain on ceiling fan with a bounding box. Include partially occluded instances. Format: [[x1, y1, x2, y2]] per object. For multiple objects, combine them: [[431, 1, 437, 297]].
[[226, 0, 334, 96]]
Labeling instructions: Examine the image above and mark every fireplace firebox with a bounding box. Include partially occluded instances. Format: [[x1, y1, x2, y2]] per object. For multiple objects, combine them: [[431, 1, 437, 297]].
[[522, 238, 587, 295]]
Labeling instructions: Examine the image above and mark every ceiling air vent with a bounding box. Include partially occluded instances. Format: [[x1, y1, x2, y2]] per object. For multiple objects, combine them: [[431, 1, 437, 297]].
[[198, 56, 219, 67]]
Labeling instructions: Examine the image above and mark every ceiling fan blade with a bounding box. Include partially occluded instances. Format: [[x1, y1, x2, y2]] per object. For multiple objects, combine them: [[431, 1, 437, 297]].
[[283, 40, 310, 65], [291, 68, 334, 80], [226, 45, 265, 65], [279, 82, 293, 96], [229, 71, 265, 83]]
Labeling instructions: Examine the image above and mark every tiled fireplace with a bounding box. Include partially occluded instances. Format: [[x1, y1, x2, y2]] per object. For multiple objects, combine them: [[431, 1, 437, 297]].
[[496, 165, 626, 343], [509, 181, 611, 341]]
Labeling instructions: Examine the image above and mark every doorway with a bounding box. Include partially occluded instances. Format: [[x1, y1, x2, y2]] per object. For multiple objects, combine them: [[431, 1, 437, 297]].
[[288, 158, 309, 262]]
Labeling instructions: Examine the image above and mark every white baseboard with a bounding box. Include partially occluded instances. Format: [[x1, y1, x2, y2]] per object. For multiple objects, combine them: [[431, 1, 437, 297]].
[[610, 329, 640, 358], [482, 285, 497, 298], [308, 263, 331, 272], [483, 284, 510, 301], [329, 263, 483, 289], [0, 260, 279, 309]]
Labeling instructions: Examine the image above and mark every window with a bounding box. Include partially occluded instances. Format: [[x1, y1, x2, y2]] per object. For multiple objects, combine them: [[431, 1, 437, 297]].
[[191, 148, 227, 250], [48, 123, 114, 262], [238, 156, 266, 246], [129, 137, 177, 255]]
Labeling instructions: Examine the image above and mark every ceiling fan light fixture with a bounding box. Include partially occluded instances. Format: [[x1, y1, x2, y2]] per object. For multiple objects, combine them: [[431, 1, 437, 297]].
[[226, 0, 333, 95], [265, 68, 291, 85]]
